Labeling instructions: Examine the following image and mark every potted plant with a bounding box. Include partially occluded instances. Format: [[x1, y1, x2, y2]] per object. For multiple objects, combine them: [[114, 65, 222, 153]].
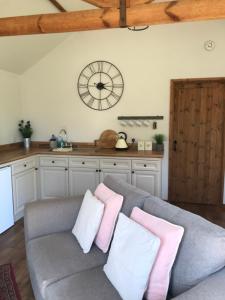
[[18, 120, 33, 149], [153, 134, 165, 152]]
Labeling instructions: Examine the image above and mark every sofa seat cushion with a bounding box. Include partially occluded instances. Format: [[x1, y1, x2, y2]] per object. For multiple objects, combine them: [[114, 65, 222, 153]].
[[46, 266, 121, 300], [103, 175, 149, 216], [27, 232, 107, 299], [143, 196, 225, 297]]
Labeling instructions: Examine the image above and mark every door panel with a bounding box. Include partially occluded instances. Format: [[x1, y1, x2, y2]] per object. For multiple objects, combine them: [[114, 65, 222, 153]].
[[132, 171, 160, 197], [69, 168, 99, 196], [40, 167, 68, 199], [100, 169, 131, 184], [169, 80, 225, 205]]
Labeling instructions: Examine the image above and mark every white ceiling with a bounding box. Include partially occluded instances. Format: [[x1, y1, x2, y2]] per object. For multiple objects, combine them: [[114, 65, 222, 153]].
[[0, 0, 94, 74]]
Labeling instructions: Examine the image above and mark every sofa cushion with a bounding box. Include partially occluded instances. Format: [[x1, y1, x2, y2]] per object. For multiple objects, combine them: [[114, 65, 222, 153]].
[[131, 207, 184, 300], [103, 175, 149, 216], [72, 190, 104, 253], [45, 266, 121, 300], [143, 196, 225, 297], [27, 232, 107, 299], [94, 183, 123, 253], [104, 213, 160, 300]]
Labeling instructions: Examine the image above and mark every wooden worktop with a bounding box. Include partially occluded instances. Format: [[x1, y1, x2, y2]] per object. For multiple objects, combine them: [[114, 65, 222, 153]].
[[0, 144, 163, 165]]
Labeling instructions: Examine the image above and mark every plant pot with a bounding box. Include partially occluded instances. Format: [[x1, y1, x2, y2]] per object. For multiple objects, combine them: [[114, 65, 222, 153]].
[[23, 138, 31, 149], [152, 143, 164, 152]]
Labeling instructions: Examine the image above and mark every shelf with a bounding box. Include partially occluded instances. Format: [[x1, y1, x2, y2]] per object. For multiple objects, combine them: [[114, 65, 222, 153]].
[[118, 116, 164, 120]]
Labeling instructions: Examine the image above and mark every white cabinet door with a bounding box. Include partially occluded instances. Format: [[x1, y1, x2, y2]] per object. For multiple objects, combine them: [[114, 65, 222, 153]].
[[40, 167, 68, 199], [13, 168, 38, 221], [69, 168, 99, 197], [132, 171, 161, 197], [100, 169, 131, 184]]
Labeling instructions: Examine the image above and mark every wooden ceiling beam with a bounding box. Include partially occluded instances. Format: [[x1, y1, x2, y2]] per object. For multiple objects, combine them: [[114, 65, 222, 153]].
[[0, 0, 224, 36], [82, 0, 153, 8], [48, 0, 66, 12]]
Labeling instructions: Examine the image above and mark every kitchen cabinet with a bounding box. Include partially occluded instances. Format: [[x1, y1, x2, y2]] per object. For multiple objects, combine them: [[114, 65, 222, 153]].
[[100, 169, 131, 184], [131, 159, 161, 197], [69, 168, 99, 196], [10, 154, 162, 220], [12, 157, 38, 221], [39, 156, 69, 199], [132, 170, 160, 196]]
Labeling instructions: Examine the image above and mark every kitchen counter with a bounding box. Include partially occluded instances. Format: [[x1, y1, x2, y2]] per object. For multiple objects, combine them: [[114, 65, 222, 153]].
[[0, 146, 163, 165]]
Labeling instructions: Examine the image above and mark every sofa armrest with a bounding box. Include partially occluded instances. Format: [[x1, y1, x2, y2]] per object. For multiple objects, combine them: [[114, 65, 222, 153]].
[[171, 267, 225, 300], [24, 196, 83, 242]]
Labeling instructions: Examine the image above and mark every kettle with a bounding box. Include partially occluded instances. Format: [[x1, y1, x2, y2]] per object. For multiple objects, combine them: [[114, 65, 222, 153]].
[[115, 132, 128, 150]]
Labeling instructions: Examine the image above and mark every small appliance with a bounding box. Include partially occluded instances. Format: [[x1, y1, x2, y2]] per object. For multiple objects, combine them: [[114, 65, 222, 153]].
[[115, 132, 128, 151]]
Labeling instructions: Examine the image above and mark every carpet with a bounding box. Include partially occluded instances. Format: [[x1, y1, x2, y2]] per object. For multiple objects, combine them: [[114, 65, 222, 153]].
[[0, 264, 21, 300]]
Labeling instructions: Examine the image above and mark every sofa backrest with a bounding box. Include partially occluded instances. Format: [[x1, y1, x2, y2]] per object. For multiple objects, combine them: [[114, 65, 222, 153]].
[[143, 195, 225, 297], [103, 176, 149, 216]]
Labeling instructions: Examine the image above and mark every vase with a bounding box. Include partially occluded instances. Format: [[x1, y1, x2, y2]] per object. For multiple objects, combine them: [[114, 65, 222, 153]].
[[152, 143, 164, 152], [23, 138, 31, 149]]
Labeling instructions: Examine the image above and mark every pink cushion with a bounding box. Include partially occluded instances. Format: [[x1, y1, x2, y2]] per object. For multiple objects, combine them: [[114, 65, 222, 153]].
[[94, 183, 123, 253], [131, 207, 184, 300]]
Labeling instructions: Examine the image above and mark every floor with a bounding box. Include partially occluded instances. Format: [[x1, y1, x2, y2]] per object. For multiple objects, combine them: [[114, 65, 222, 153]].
[[0, 219, 34, 300], [1, 204, 225, 300]]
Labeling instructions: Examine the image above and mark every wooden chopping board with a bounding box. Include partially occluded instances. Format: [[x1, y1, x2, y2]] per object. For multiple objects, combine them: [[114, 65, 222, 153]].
[[96, 130, 118, 149]]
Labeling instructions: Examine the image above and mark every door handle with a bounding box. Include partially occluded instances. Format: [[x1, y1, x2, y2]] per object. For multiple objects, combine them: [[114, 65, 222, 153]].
[[173, 140, 177, 151]]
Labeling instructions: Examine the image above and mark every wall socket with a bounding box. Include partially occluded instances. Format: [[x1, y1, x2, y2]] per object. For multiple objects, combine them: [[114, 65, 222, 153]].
[[138, 141, 145, 151]]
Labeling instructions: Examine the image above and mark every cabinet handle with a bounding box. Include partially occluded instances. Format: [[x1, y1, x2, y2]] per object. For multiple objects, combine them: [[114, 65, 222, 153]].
[[99, 169, 102, 172], [24, 164, 27, 167], [113, 163, 117, 166], [144, 164, 147, 167], [65, 168, 68, 171], [52, 160, 55, 164], [35, 168, 38, 171], [132, 171, 135, 174], [82, 162, 85, 165], [96, 170, 99, 172]]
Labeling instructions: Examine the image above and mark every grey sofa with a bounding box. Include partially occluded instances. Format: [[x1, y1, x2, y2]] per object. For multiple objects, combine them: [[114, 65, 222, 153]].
[[24, 176, 225, 300]]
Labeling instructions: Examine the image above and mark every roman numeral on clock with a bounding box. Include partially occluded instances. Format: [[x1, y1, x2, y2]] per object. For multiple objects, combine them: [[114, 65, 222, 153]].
[[87, 97, 95, 107], [80, 90, 89, 99]]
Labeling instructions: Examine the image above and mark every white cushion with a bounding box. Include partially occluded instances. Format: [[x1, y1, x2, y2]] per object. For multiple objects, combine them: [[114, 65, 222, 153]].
[[103, 213, 160, 300], [72, 190, 104, 254]]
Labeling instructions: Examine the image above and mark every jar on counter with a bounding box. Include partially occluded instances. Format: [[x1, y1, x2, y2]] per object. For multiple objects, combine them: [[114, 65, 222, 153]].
[[49, 134, 57, 149]]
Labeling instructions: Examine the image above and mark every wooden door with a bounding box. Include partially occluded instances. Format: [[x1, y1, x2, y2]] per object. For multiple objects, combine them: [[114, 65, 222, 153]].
[[169, 79, 225, 205]]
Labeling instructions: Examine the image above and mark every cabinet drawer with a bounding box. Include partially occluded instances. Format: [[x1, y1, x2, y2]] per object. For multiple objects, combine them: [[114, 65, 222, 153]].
[[100, 159, 131, 170], [132, 160, 161, 171], [40, 156, 68, 167], [12, 157, 36, 175], [69, 157, 99, 169]]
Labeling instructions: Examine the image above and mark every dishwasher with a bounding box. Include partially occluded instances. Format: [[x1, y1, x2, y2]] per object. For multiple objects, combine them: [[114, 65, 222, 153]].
[[0, 166, 14, 234]]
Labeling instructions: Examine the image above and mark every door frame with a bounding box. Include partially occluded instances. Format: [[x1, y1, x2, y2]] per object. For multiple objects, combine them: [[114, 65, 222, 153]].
[[169, 77, 225, 205]]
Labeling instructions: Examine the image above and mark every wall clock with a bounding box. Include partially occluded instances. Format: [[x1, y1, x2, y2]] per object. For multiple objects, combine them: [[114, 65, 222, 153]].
[[77, 61, 124, 111]]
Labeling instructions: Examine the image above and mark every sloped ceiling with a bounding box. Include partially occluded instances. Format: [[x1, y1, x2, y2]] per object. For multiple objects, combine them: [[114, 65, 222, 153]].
[[0, 0, 94, 74]]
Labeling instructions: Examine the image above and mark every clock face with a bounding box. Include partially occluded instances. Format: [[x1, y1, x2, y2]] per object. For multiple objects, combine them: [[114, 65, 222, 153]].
[[78, 61, 124, 111]]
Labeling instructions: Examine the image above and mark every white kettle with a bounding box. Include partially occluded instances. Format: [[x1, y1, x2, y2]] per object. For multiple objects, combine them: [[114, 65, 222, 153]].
[[115, 132, 128, 151]]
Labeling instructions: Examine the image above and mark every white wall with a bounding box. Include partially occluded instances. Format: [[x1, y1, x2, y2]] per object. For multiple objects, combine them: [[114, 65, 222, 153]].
[[20, 19, 225, 199], [0, 70, 21, 145]]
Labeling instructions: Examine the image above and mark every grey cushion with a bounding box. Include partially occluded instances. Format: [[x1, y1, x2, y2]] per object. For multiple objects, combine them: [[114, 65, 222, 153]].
[[27, 232, 107, 299], [143, 196, 225, 297], [46, 266, 121, 300], [171, 267, 225, 300], [103, 175, 149, 216]]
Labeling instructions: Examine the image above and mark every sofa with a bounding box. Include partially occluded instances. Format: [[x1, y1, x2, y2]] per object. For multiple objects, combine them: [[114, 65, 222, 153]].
[[24, 175, 225, 300]]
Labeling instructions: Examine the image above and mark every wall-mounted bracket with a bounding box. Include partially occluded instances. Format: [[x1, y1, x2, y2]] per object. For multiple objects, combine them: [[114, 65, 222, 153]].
[[118, 116, 164, 120]]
